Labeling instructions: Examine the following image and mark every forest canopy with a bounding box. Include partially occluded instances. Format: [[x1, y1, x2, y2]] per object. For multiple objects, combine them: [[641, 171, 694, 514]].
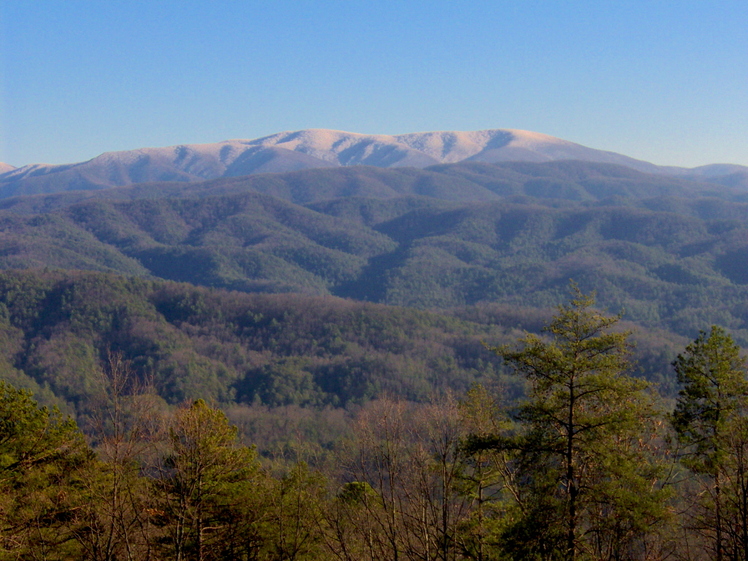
[[0, 288, 746, 560]]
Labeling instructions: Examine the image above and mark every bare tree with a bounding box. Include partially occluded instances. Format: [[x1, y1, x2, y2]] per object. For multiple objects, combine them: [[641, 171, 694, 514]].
[[73, 351, 163, 561], [331, 394, 476, 561]]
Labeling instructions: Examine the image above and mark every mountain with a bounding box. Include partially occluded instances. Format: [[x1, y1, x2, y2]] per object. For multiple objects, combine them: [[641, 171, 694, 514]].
[[0, 163, 14, 174], [0, 160, 739, 215], [4, 128, 746, 198], [1, 167, 748, 346], [1, 154, 747, 416], [673, 164, 748, 190], [0, 268, 684, 420], [241, 129, 666, 171]]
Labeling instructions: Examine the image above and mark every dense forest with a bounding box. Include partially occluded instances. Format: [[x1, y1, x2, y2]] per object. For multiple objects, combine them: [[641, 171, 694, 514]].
[[2, 288, 747, 560], [2, 160, 748, 558], [1, 162, 748, 344], [0, 270, 682, 429]]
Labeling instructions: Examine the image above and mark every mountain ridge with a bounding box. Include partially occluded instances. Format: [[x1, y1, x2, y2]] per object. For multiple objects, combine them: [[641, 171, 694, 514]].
[[1, 185, 748, 345], [0, 160, 740, 215], [4, 128, 746, 198]]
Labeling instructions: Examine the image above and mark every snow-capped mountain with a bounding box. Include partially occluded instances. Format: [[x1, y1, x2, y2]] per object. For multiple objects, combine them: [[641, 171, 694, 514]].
[[1, 129, 745, 197]]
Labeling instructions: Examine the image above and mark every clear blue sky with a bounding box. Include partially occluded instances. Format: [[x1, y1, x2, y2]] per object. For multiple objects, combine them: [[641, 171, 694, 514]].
[[1, 1, 746, 168]]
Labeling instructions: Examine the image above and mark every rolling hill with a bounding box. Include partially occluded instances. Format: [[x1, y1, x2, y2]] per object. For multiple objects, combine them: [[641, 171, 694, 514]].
[[0, 160, 741, 215], [1, 144, 748, 420], [0, 269, 685, 421], [0, 160, 747, 343]]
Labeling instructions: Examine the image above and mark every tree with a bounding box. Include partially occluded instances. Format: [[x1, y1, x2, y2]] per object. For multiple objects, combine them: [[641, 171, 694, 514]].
[[486, 286, 669, 561], [152, 399, 267, 561], [672, 326, 748, 561], [457, 384, 510, 561], [338, 394, 476, 561], [266, 462, 326, 561], [0, 380, 94, 560], [72, 352, 162, 561]]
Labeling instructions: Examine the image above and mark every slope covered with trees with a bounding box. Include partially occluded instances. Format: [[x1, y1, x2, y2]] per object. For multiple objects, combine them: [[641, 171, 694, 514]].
[[0, 269, 505, 416], [2, 291, 747, 560], [0, 182, 748, 342], [0, 269, 683, 433], [3, 158, 748, 558], [0, 160, 741, 210]]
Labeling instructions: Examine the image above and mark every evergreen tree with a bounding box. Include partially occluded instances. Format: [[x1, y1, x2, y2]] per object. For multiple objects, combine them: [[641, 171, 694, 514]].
[[457, 384, 508, 561], [672, 326, 748, 561], [266, 462, 326, 561], [152, 399, 267, 561], [0, 380, 93, 560], [487, 286, 669, 561]]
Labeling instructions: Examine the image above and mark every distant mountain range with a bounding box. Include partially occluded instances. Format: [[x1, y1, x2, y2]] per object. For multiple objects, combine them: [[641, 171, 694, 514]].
[[0, 157, 748, 348], [0, 160, 741, 215], [4, 130, 748, 413], [2, 129, 747, 198], [1, 129, 748, 347]]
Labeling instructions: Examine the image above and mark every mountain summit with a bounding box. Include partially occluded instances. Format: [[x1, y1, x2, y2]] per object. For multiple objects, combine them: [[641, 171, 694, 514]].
[[244, 129, 663, 171], [1, 129, 745, 198]]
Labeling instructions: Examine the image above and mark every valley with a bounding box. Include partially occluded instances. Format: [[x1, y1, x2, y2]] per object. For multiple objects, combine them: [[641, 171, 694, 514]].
[[2, 129, 748, 560]]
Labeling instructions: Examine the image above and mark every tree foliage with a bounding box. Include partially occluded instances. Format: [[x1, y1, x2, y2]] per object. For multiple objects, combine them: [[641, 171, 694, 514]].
[[152, 399, 265, 561], [486, 286, 670, 560], [9, 263, 748, 559], [0, 380, 93, 560], [2, 161, 748, 340], [672, 326, 748, 560]]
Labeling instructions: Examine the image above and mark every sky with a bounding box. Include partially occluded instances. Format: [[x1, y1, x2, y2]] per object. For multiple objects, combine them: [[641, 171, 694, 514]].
[[1, 1, 746, 169]]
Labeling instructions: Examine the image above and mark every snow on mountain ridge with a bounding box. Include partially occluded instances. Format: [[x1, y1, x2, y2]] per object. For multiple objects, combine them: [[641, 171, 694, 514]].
[[3, 128, 635, 180], [392, 130, 507, 163], [237, 128, 575, 167], [242, 129, 412, 166], [3, 128, 746, 198]]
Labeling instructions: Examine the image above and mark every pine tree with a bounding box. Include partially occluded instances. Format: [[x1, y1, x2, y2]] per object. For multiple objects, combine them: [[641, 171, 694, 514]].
[[152, 399, 267, 561], [487, 286, 669, 561], [672, 326, 748, 561], [0, 380, 93, 560]]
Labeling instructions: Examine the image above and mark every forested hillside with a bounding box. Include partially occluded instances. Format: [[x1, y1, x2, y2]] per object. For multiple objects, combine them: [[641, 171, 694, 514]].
[[0, 160, 745, 419], [0, 169, 748, 341], [3, 159, 748, 559], [0, 160, 740, 210], [0, 270, 684, 443], [0, 270, 496, 412], [1, 290, 746, 560]]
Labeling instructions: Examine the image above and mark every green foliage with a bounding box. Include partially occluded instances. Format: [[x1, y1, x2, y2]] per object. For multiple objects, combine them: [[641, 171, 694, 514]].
[[0, 380, 93, 560], [0, 266, 690, 442], [265, 462, 326, 561], [8, 308, 748, 561], [672, 326, 748, 475], [0, 270, 508, 420], [486, 287, 671, 560], [671, 326, 748, 560], [153, 399, 267, 561], [1, 161, 748, 346]]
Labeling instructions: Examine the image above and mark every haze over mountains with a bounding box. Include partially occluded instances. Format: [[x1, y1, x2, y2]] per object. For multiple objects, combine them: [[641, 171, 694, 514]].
[[2, 128, 747, 198]]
